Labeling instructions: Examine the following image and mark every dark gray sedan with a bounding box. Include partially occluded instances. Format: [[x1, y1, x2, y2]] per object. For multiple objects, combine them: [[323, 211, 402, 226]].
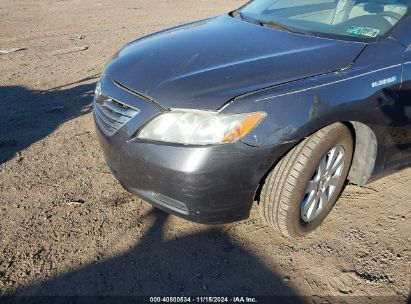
[[94, 0, 411, 237]]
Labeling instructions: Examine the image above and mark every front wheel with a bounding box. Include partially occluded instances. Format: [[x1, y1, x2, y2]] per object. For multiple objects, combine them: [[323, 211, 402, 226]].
[[259, 123, 353, 237]]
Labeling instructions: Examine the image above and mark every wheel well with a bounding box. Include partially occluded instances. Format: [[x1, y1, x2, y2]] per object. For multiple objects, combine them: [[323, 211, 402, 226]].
[[344, 121, 378, 186], [254, 121, 378, 202]]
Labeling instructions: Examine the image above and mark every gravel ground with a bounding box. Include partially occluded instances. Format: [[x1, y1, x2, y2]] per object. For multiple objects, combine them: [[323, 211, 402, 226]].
[[0, 0, 410, 301]]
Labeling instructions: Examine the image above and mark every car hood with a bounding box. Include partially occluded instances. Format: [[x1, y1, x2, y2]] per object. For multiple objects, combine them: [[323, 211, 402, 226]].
[[106, 15, 366, 110]]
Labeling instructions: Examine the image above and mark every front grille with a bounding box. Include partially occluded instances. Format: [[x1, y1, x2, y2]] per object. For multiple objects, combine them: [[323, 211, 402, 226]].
[[94, 97, 140, 136]]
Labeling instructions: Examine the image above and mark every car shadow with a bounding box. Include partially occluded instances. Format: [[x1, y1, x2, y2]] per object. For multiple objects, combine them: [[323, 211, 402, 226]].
[[9, 208, 306, 302], [0, 77, 97, 165]]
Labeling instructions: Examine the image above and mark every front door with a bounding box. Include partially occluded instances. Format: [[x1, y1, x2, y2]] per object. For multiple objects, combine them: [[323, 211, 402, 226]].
[[384, 47, 411, 170]]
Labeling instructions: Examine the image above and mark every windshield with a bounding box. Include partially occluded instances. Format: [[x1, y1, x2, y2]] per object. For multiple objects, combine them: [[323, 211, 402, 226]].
[[239, 0, 410, 40]]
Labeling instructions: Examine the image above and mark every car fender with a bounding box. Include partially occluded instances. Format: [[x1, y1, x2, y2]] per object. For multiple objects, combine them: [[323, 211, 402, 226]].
[[222, 47, 404, 183]]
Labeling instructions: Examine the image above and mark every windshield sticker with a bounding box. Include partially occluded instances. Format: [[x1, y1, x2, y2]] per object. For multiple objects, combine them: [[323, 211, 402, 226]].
[[347, 26, 380, 38], [371, 76, 397, 88]]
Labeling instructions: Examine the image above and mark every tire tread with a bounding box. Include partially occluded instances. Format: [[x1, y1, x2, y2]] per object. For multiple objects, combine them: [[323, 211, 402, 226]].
[[259, 123, 351, 237]]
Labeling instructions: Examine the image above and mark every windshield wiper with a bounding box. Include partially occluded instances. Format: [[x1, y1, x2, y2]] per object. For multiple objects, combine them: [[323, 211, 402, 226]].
[[233, 10, 264, 26], [231, 9, 245, 21], [259, 20, 304, 35], [232, 10, 306, 36]]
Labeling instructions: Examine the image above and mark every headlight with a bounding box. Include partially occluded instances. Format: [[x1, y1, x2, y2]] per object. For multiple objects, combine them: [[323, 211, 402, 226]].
[[94, 80, 102, 100], [137, 110, 266, 145]]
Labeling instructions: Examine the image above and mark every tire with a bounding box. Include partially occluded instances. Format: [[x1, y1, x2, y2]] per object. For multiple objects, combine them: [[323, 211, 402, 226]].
[[259, 123, 354, 238]]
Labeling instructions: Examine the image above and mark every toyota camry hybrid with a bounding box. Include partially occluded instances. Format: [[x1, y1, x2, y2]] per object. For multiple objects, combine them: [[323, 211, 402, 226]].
[[94, 0, 411, 237]]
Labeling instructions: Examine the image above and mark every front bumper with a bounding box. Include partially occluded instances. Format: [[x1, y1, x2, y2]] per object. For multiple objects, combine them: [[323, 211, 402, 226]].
[[94, 75, 289, 224]]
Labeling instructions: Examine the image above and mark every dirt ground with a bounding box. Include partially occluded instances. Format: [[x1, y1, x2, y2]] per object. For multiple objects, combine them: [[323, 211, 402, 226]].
[[0, 0, 410, 301]]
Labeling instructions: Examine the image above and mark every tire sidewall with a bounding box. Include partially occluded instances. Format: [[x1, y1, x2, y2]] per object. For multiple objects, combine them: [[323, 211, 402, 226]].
[[288, 126, 353, 236]]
